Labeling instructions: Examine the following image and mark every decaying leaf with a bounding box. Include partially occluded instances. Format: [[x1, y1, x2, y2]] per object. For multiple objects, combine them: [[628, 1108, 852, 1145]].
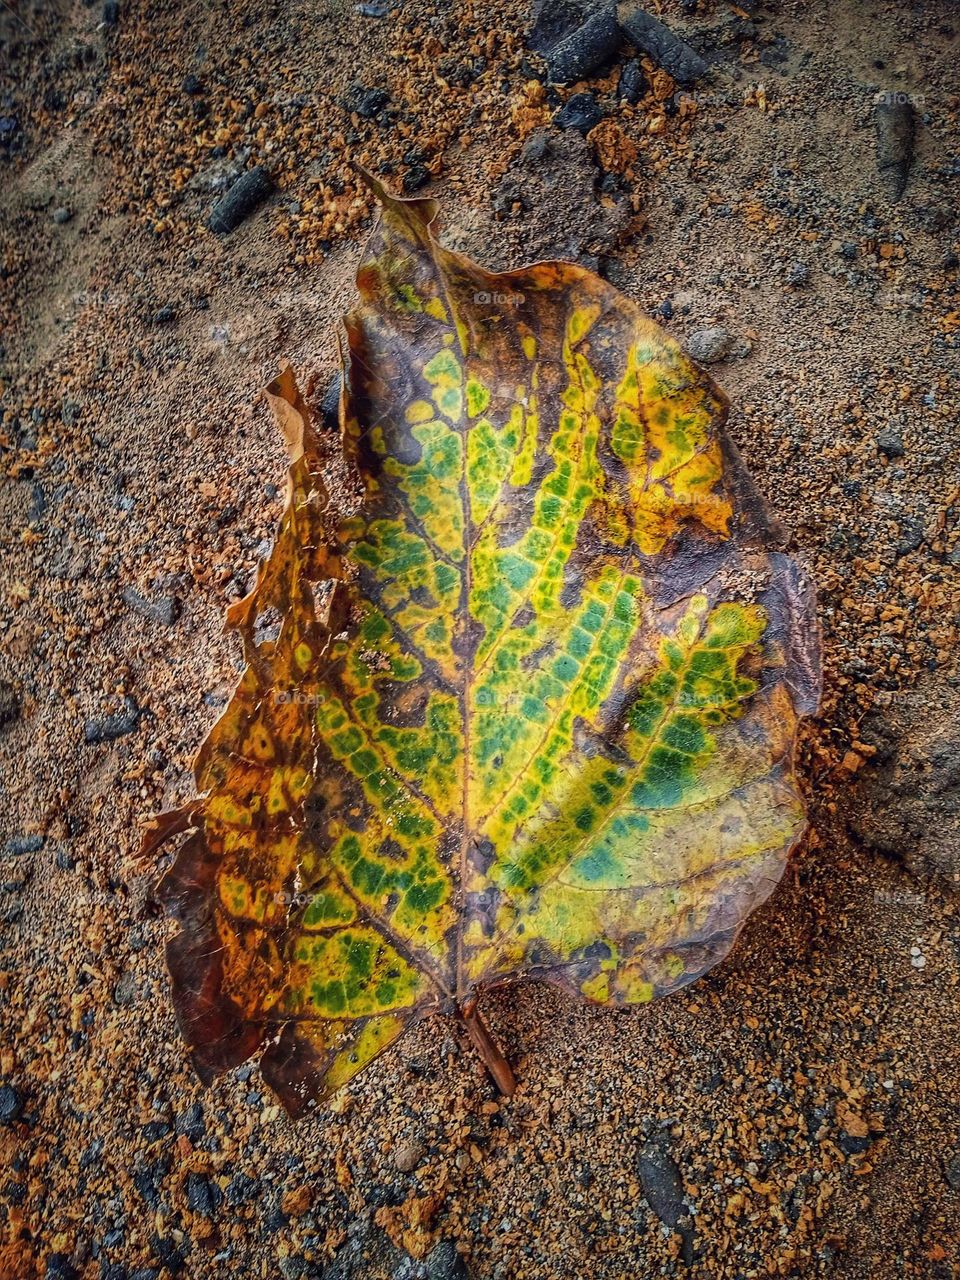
[[145, 175, 820, 1113]]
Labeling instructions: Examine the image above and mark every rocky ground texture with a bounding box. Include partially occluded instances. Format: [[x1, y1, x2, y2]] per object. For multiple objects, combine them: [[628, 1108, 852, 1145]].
[[1, 0, 959, 1277]]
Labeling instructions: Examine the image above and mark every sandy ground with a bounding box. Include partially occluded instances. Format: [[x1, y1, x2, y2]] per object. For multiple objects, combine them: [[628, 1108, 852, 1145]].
[[1, 0, 960, 1277]]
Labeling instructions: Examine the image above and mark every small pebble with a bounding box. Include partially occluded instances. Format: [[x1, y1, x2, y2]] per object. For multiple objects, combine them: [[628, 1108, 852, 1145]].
[[393, 1138, 425, 1172], [876, 428, 905, 458], [617, 57, 646, 105], [786, 261, 810, 287], [686, 326, 734, 364], [0, 1083, 24, 1126]]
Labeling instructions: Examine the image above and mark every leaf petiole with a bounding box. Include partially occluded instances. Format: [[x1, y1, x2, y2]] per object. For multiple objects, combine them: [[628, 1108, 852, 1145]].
[[460, 999, 516, 1097]]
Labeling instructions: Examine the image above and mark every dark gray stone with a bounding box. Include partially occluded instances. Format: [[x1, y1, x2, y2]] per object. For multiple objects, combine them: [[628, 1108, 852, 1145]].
[[786, 260, 810, 286], [638, 1141, 695, 1264], [686, 326, 733, 364], [113, 972, 136, 1007], [45, 1255, 78, 1280], [527, 0, 591, 55], [403, 165, 431, 193], [425, 1240, 469, 1279], [617, 57, 646, 104], [4, 834, 42, 856], [638, 1141, 686, 1227], [321, 372, 342, 431], [176, 1101, 206, 1143], [185, 1172, 222, 1218]]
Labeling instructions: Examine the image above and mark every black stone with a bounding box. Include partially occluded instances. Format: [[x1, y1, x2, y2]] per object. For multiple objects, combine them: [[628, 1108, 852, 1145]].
[[140, 1119, 171, 1143], [638, 1141, 695, 1264], [0, 1084, 24, 1125], [186, 1171, 222, 1218], [527, 0, 590, 55], [133, 1168, 162, 1209], [638, 1142, 686, 1227], [546, 6, 621, 85], [321, 372, 342, 431], [617, 57, 646, 104], [226, 1171, 260, 1205], [839, 1132, 873, 1156], [0, 679, 21, 730], [3, 1180, 26, 1206], [554, 92, 603, 135], [354, 86, 390, 119], [785, 260, 810, 286], [896, 517, 925, 558], [425, 1240, 469, 1280], [876, 429, 905, 458], [207, 165, 274, 235], [45, 1255, 79, 1280], [175, 1101, 206, 1143], [149, 1237, 185, 1275]]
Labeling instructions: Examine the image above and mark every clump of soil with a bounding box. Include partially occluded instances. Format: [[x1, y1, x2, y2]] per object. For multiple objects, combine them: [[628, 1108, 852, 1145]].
[[848, 673, 960, 886]]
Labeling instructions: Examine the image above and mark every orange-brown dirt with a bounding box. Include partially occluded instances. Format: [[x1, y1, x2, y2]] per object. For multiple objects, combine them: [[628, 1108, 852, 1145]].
[[1, 1, 959, 1277]]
